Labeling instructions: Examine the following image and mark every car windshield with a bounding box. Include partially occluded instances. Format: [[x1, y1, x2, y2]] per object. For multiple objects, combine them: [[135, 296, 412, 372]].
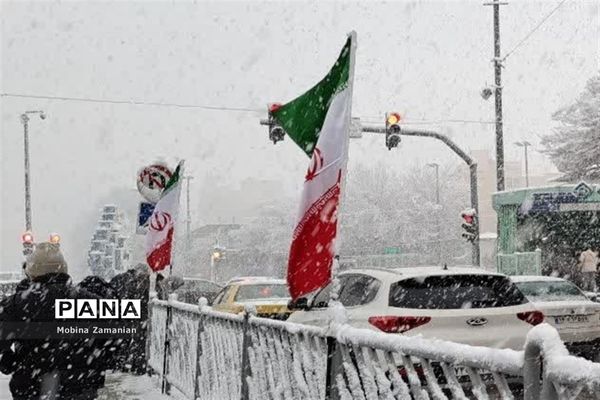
[[234, 284, 290, 301], [515, 281, 588, 302], [389, 274, 527, 309]]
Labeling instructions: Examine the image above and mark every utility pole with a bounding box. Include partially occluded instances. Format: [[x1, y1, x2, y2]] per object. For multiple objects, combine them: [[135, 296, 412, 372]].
[[426, 163, 442, 265], [484, 0, 507, 191], [20, 110, 46, 236], [515, 141, 531, 187]]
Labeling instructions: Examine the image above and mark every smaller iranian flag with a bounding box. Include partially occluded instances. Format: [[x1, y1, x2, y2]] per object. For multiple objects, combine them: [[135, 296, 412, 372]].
[[145, 161, 183, 272]]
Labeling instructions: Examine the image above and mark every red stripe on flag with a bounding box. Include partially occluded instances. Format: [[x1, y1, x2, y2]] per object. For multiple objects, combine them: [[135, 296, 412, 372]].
[[147, 227, 174, 272], [287, 182, 341, 300]]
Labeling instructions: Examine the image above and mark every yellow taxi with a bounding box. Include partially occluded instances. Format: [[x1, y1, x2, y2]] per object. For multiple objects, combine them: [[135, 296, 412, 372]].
[[211, 277, 291, 320]]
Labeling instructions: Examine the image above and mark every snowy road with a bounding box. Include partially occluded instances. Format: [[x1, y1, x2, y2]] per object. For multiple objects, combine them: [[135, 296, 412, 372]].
[[1, 372, 175, 400]]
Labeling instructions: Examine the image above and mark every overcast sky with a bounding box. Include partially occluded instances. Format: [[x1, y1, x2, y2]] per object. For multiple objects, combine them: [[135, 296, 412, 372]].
[[1, 0, 597, 274]]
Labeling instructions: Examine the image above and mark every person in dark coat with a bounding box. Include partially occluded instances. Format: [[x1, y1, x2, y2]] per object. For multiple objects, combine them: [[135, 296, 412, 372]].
[[15, 262, 30, 293], [78, 275, 115, 299], [0, 242, 111, 400], [76, 275, 121, 372], [109, 263, 152, 374]]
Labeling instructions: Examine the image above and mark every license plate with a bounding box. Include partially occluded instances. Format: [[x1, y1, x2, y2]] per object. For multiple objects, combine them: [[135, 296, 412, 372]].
[[554, 315, 589, 324]]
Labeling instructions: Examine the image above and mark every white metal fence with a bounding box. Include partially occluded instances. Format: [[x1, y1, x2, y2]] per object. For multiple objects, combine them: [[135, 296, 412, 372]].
[[0, 281, 18, 299], [147, 296, 600, 400]]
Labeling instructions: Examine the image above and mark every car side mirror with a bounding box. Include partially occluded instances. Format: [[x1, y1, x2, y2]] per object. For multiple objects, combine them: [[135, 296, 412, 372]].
[[288, 297, 310, 311]]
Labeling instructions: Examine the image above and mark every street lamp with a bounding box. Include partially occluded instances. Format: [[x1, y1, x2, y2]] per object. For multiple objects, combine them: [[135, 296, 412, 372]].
[[514, 141, 531, 187], [426, 163, 441, 265], [426, 163, 440, 204], [210, 246, 224, 282], [20, 110, 46, 236]]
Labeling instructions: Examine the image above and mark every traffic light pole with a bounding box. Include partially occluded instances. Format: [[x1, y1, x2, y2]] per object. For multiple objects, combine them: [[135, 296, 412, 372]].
[[259, 118, 480, 266]]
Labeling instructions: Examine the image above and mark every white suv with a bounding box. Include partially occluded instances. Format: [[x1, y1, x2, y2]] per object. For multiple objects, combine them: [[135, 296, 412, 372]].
[[287, 266, 543, 350]]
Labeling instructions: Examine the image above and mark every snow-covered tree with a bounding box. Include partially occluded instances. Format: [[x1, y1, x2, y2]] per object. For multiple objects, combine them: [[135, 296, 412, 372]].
[[185, 161, 473, 281], [340, 162, 470, 265], [542, 74, 600, 182]]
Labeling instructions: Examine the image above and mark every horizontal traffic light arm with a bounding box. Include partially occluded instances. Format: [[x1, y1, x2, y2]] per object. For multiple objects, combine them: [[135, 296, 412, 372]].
[[360, 125, 476, 168], [261, 119, 475, 168]]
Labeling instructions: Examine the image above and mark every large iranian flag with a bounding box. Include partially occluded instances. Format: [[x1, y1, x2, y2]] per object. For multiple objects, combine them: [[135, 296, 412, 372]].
[[271, 33, 356, 300], [145, 161, 183, 272]]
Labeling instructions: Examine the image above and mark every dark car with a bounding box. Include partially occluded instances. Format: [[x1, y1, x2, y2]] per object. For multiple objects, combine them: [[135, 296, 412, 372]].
[[174, 277, 223, 305]]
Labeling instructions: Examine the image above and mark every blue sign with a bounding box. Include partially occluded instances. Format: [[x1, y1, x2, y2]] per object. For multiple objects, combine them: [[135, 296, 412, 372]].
[[526, 192, 578, 214], [137, 202, 155, 233]]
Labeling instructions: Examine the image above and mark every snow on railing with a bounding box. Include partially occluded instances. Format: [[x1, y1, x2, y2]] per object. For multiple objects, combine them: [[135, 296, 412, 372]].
[[147, 298, 168, 378], [245, 315, 329, 400], [0, 281, 18, 299], [333, 323, 522, 400], [166, 296, 201, 399], [524, 324, 600, 400], [196, 308, 245, 400], [147, 299, 600, 400]]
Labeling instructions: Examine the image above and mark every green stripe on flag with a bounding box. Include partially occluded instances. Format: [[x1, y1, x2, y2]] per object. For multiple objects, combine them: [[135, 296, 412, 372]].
[[163, 162, 181, 194], [272, 37, 351, 158]]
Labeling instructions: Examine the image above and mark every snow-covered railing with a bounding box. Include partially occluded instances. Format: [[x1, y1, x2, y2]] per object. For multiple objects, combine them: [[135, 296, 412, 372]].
[[244, 314, 328, 400], [332, 323, 522, 400], [147, 298, 168, 378], [0, 280, 18, 299], [524, 324, 600, 400], [148, 298, 600, 400]]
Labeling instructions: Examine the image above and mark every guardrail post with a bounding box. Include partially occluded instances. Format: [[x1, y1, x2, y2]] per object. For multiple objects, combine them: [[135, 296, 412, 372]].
[[540, 378, 558, 400], [161, 294, 176, 395], [194, 298, 208, 400], [325, 336, 342, 400], [240, 309, 252, 400], [523, 340, 541, 400], [146, 291, 157, 377]]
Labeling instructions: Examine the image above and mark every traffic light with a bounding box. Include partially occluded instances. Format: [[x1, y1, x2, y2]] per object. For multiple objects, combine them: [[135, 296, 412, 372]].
[[461, 210, 478, 243], [211, 246, 225, 262], [268, 103, 286, 144], [22, 231, 34, 256], [49, 233, 61, 245], [212, 249, 223, 261], [385, 112, 402, 150]]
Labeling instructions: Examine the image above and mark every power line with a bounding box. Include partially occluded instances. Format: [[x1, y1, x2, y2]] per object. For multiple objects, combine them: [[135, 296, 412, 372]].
[[0, 92, 263, 113], [503, 0, 570, 61], [1, 92, 496, 125]]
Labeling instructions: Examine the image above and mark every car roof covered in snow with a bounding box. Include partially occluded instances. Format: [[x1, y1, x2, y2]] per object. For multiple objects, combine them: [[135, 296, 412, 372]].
[[509, 275, 568, 283], [226, 276, 287, 286], [340, 266, 505, 281]]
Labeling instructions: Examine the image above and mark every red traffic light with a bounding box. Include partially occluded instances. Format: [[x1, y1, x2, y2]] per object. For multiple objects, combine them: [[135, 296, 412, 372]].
[[462, 214, 474, 225], [268, 103, 282, 113], [461, 209, 476, 225], [49, 233, 61, 244], [22, 232, 34, 244]]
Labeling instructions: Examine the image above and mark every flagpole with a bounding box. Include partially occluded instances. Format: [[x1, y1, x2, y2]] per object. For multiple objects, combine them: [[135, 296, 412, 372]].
[[329, 31, 357, 304], [169, 160, 185, 278]]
